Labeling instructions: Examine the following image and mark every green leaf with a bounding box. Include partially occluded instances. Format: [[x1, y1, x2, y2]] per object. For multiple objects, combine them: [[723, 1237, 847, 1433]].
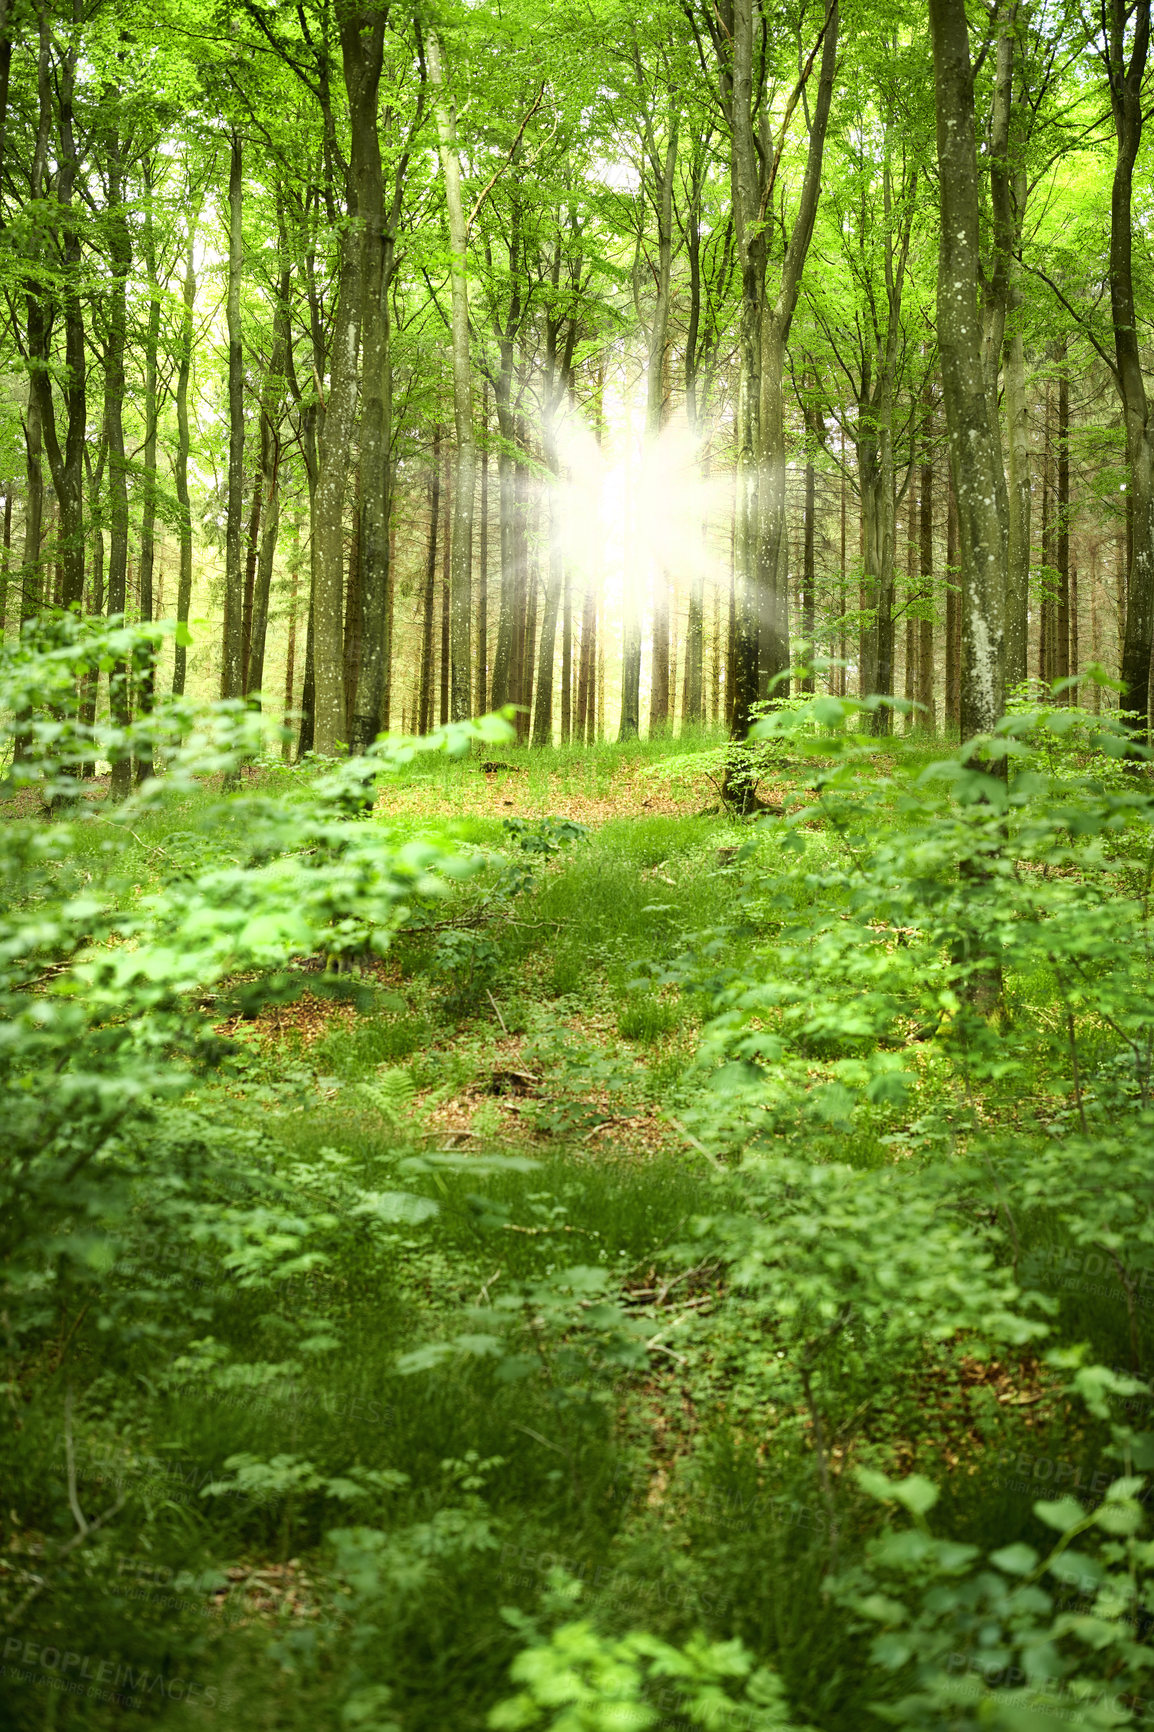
[[855, 1468, 939, 1515], [1033, 1495, 1086, 1532], [353, 1192, 439, 1225], [990, 1542, 1039, 1575]]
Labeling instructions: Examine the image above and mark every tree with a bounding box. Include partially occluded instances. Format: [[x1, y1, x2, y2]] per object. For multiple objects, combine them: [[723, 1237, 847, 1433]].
[[929, 0, 1007, 738]]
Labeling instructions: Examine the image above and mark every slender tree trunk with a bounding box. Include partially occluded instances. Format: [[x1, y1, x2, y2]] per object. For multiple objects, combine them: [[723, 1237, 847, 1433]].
[[419, 431, 441, 733], [577, 587, 592, 741], [478, 386, 489, 711], [27, 17, 85, 622], [512, 420, 532, 738], [1105, 0, 1154, 730], [1056, 350, 1071, 687], [930, 0, 1007, 738], [836, 422, 847, 696], [247, 219, 290, 706], [221, 129, 245, 702], [134, 170, 161, 781], [429, 28, 475, 722], [173, 207, 196, 697], [904, 468, 917, 727], [683, 451, 706, 725], [20, 375, 44, 623], [802, 442, 816, 692], [311, 221, 360, 755], [103, 105, 132, 795], [284, 515, 301, 757], [240, 465, 262, 690], [523, 487, 539, 731], [1041, 382, 1053, 684], [531, 481, 563, 747], [488, 411, 516, 713], [918, 412, 935, 726], [344, 497, 362, 741], [946, 472, 960, 733], [1091, 538, 1103, 712], [0, 490, 11, 634], [561, 560, 571, 744], [439, 457, 451, 726], [346, 13, 394, 750]]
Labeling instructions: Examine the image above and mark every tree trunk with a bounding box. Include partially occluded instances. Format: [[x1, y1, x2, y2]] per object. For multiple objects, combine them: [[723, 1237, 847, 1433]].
[[918, 412, 935, 726], [173, 206, 197, 697], [440, 455, 451, 726], [31, 18, 85, 617], [1056, 349, 1071, 687], [247, 216, 291, 706], [221, 129, 245, 702], [802, 442, 816, 692], [240, 465, 262, 691], [930, 0, 1007, 739], [345, 9, 393, 751], [904, 467, 917, 728], [429, 28, 475, 722], [0, 490, 11, 634], [488, 414, 516, 712], [1041, 382, 1053, 684], [945, 471, 960, 734], [284, 515, 301, 756], [103, 102, 132, 795], [1105, 0, 1154, 731], [135, 167, 161, 780], [478, 386, 489, 710], [344, 495, 362, 740], [20, 374, 44, 623], [419, 431, 441, 734]]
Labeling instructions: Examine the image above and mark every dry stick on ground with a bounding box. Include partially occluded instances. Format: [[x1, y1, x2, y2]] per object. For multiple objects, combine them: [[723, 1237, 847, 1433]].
[[4, 1394, 126, 1628], [663, 1112, 724, 1170], [486, 988, 508, 1035]]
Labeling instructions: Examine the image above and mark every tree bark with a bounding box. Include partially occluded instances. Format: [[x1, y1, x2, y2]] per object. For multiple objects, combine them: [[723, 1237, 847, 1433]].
[[20, 374, 44, 623], [419, 430, 441, 734], [439, 455, 451, 726], [247, 210, 291, 706], [345, 11, 396, 750], [429, 28, 475, 722], [478, 385, 489, 710], [135, 165, 162, 781], [1056, 349, 1071, 686], [918, 410, 935, 726], [930, 0, 1007, 738], [102, 100, 132, 795], [802, 440, 816, 693], [173, 207, 197, 697], [221, 129, 245, 702], [29, 15, 85, 617], [240, 465, 262, 691], [1104, 0, 1154, 731]]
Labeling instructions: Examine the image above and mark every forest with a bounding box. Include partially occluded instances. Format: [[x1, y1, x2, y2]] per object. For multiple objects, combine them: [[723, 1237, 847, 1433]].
[[7, 0, 1154, 1727]]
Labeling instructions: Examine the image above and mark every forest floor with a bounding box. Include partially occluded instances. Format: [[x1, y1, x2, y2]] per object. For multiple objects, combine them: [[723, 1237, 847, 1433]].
[[9, 720, 1137, 1732]]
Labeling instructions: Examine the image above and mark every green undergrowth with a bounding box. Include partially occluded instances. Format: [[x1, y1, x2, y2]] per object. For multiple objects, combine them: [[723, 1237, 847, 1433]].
[[7, 625, 1154, 1729]]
